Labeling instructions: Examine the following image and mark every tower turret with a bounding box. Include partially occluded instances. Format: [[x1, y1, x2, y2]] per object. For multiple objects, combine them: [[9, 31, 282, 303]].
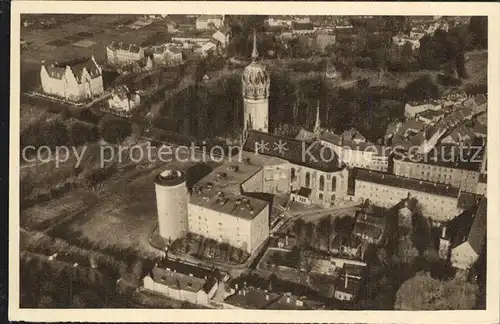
[[242, 30, 270, 142]]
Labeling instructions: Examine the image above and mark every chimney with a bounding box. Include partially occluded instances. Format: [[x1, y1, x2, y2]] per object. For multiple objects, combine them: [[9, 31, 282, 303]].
[[286, 297, 290, 303], [235, 283, 238, 290], [265, 294, 269, 301], [243, 289, 246, 296], [344, 274, 348, 288], [285, 235, 289, 246], [441, 226, 447, 238]]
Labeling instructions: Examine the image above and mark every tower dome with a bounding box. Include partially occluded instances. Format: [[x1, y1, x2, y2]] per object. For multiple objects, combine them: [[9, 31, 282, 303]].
[[242, 31, 270, 100]]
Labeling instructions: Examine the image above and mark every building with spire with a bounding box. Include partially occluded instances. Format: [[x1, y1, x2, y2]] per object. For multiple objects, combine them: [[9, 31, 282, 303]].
[[241, 30, 270, 143]]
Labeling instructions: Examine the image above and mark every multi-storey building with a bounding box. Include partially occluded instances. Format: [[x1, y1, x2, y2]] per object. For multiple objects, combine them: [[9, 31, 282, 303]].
[[392, 155, 481, 193], [320, 132, 391, 172], [40, 56, 104, 102], [354, 169, 461, 222], [188, 162, 270, 254], [195, 15, 224, 30], [106, 42, 145, 66]]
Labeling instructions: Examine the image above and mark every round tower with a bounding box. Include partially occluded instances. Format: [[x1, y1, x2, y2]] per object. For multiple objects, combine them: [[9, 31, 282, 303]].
[[154, 169, 188, 242], [242, 30, 270, 140]]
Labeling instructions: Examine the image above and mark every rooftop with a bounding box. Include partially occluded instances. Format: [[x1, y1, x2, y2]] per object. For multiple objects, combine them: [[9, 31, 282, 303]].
[[354, 168, 461, 198], [447, 197, 486, 255], [243, 130, 343, 173], [225, 287, 281, 309], [189, 162, 269, 220], [45, 56, 101, 83]]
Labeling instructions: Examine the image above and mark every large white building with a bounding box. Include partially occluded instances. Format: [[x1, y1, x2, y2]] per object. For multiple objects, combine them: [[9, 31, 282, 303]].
[[40, 56, 104, 102], [353, 169, 462, 222], [106, 42, 145, 66], [188, 162, 270, 254], [196, 15, 224, 30], [241, 32, 270, 142]]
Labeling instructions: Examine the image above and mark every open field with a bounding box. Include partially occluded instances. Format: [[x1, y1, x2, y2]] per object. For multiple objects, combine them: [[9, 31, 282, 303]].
[[48, 157, 217, 259], [20, 15, 174, 66], [21, 191, 98, 230]]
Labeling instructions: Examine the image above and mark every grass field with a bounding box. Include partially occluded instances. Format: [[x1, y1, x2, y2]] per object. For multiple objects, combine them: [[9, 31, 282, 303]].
[[58, 159, 208, 258], [21, 191, 98, 230]]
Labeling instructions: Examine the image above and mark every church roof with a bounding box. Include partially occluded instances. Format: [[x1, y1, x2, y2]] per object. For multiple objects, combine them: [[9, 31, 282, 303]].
[[243, 130, 343, 173]]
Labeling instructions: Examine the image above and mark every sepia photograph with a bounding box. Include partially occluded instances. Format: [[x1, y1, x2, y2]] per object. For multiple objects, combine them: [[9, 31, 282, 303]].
[[9, 1, 500, 323]]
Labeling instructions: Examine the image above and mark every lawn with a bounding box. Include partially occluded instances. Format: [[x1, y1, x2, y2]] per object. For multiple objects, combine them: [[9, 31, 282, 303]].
[[56, 160, 201, 259], [21, 191, 97, 230]]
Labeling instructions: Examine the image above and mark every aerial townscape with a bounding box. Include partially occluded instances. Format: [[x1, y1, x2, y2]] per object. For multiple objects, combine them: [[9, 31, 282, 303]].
[[19, 14, 487, 310]]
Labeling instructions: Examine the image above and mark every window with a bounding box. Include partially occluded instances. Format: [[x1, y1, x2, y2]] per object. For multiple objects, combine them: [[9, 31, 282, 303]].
[[291, 168, 296, 181], [331, 177, 337, 192], [319, 193, 324, 200], [319, 175, 325, 191], [305, 172, 311, 187]]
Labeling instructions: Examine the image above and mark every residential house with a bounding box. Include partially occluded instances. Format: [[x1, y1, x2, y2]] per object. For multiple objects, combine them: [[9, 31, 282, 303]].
[[417, 126, 448, 154], [106, 42, 145, 66], [150, 45, 183, 66], [212, 28, 230, 48], [341, 128, 366, 143], [333, 271, 363, 302], [105, 85, 141, 116], [40, 56, 104, 102], [320, 132, 391, 172], [442, 125, 476, 146], [404, 101, 441, 118], [143, 259, 219, 306], [353, 206, 387, 245], [439, 197, 487, 270], [224, 285, 281, 309], [416, 109, 444, 125], [292, 22, 315, 35], [196, 15, 224, 30]]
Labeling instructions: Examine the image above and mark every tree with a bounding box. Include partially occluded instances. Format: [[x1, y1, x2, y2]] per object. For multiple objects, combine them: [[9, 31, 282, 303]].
[[292, 218, 306, 243], [469, 17, 487, 49], [98, 115, 132, 144], [304, 222, 315, 243], [404, 75, 439, 101], [395, 271, 479, 310], [316, 215, 333, 248], [396, 235, 419, 264]]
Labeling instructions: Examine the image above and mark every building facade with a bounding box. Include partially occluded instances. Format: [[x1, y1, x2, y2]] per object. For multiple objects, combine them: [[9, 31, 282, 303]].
[[40, 56, 104, 102], [241, 32, 270, 141], [354, 169, 460, 222], [106, 85, 141, 115], [143, 260, 219, 306], [393, 157, 480, 193], [196, 15, 224, 30], [106, 42, 145, 65], [154, 170, 189, 242]]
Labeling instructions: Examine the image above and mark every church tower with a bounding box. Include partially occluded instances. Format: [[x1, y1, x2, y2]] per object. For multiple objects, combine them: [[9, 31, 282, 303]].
[[241, 30, 270, 142]]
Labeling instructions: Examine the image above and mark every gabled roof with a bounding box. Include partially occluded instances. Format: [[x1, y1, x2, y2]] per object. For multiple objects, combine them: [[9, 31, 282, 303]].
[[341, 128, 366, 142], [108, 42, 142, 53], [292, 22, 314, 30], [196, 15, 223, 22], [468, 197, 487, 254], [417, 109, 444, 120], [243, 130, 343, 173], [457, 191, 482, 210], [45, 57, 101, 83], [224, 287, 280, 309], [448, 197, 486, 255]]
